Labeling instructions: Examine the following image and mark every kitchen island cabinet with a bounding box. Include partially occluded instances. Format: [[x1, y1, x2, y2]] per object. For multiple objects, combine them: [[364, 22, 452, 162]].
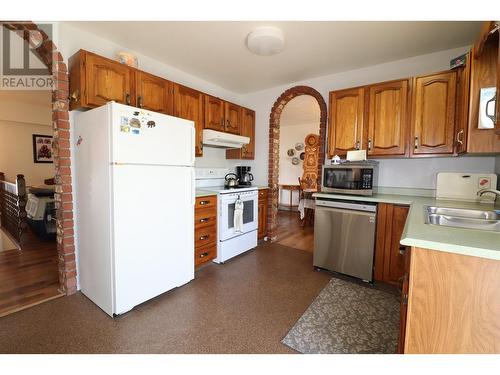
[[404, 247, 500, 353]]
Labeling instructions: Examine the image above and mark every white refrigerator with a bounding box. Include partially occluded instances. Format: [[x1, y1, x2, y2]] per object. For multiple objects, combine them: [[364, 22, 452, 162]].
[[74, 102, 195, 316]]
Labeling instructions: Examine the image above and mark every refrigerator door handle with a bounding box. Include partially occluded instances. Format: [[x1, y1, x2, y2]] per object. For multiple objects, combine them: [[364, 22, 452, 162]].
[[191, 125, 195, 166], [191, 168, 195, 206]]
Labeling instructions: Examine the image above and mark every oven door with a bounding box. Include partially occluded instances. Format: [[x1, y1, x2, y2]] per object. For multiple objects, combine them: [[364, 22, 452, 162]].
[[219, 191, 258, 241]]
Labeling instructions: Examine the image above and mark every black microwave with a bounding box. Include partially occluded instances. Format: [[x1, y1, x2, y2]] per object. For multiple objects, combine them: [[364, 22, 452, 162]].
[[321, 162, 378, 196]]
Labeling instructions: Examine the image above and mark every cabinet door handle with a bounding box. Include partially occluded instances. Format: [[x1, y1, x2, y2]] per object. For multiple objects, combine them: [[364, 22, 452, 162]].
[[402, 293, 408, 305], [125, 93, 131, 105], [354, 141, 360, 150], [456, 129, 464, 146], [199, 235, 210, 240], [199, 218, 209, 223], [399, 246, 407, 256], [199, 200, 210, 205], [414, 136, 419, 149], [485, 93, 497, 123], [368, 139, 372, 151], [137, 95, 143, 108], [199, 251, 209, 258]]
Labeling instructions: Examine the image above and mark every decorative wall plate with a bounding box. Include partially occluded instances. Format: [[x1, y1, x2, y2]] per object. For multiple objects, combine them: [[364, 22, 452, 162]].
[[291, 157, 300, 165], [295, 142, 304, 151], [287, 148, 296, 157], [299, 152, 305, 160]]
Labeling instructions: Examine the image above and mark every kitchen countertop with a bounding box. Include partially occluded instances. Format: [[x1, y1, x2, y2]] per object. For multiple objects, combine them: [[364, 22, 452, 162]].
[[313, 192, 500, 261], [195, 189, 218, 198]]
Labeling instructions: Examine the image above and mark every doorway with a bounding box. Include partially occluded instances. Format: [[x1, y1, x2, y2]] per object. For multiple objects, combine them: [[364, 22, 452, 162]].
[[0, 21, 75, 316], [266, 86, 328, 249], [275, 96, 320, 251], [0, 90, 63, 316]]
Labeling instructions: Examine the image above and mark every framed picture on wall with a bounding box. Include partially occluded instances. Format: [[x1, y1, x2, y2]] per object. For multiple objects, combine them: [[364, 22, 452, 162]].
[[32, 134, 54, 164]]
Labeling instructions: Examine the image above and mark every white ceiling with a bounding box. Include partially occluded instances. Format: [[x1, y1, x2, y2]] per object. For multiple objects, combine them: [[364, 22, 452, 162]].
[[280, 95, 320, 127], [67, 21, 482, 94]]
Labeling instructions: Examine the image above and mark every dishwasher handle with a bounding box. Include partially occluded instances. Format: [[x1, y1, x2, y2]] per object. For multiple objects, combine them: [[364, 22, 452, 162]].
[[315, 199, 377, 213]]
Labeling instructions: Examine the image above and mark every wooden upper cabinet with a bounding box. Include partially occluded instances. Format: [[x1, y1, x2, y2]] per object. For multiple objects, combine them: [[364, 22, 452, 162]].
[[226, 108, 255, 159], [241, 108, 255, 158], [467, 33, 500, 152], [204, 95, 225, 131], [224, 101, 242, 134], [455, 53, 471, 155], [366, 80, 409, 157], [173, 84, 205, 157], [85, 52, 133, 107], [328, 88, 365, 157], [135, 71, 173, 114], [410, 71, 457, 156]]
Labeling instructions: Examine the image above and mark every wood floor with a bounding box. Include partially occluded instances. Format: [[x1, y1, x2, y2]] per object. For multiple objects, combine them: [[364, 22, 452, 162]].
[[276, 210, 314, 252], [0, 227, 62, 317]]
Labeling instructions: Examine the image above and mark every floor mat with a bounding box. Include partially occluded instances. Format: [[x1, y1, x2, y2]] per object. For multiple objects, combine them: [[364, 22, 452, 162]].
[[282, 277, 400, 354]]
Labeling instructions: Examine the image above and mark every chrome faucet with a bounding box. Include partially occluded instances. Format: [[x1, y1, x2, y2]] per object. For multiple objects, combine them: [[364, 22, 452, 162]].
[[477, 188, 500, 201]]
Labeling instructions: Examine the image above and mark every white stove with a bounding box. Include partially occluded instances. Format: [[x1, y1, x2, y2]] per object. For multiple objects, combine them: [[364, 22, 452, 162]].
[[195, 168, 258, 263]]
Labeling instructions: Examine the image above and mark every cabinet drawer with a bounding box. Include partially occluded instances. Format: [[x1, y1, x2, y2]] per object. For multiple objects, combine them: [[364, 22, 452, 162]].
[[195, 225, 217, 248], [195, 208, 217, 229], [195, 244, 217, 266], [195, 195, 217, 210]]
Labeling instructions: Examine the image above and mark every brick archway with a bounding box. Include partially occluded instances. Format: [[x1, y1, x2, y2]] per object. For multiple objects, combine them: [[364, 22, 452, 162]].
[[267, 85, 327, 241], [1, 22, 77, 294]]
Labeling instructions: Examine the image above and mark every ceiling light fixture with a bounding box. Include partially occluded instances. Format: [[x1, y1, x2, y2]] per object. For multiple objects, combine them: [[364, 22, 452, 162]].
[[246, 26, 285, 56]]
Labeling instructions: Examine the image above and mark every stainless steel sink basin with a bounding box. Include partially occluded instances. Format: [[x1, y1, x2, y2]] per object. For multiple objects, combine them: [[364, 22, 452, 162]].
[[424, 206, 500, 232]]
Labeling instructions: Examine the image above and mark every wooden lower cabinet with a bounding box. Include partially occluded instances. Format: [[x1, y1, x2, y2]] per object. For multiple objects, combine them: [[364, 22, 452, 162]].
[[398, 247, 411, 353], [194, 195, 217, 267], [403, 247, 500, 353], [373, 203, 409, 285], [258, 189, 268, 240]]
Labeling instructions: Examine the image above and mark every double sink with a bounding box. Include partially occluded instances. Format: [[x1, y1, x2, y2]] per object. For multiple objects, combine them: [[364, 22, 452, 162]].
[[424, 206, 500, 232]]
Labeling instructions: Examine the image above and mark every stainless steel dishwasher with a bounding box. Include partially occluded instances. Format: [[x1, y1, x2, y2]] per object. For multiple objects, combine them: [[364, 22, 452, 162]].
[[314, 198, 377, 282]]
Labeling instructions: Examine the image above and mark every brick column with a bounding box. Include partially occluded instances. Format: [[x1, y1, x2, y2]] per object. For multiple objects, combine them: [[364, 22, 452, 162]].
[[267, 86, 328, 242]]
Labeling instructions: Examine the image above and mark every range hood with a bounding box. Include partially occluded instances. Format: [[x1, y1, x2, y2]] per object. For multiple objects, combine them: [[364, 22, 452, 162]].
[[202, 129, 250, 149]]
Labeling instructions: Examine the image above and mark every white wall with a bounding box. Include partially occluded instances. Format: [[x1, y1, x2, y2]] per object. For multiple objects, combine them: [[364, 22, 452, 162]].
[[376, 156, 496, 189], [0, 121, 54, 186], [236, 45, 497, 188], [0, 95, 53, 186]]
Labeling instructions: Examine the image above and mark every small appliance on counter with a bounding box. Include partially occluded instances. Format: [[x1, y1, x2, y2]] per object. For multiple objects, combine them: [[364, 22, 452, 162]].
[[236, 166, 253, 186], [321, 160, 378, 196]]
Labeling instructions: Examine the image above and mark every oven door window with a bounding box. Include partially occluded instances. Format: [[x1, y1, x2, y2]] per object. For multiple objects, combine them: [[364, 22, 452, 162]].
[[227, 200, 255, 228], [324, 168, 363, 189]]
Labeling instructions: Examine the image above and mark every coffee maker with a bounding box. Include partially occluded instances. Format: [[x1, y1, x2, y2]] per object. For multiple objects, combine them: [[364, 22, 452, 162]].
[[236, 166, 253, 186]]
